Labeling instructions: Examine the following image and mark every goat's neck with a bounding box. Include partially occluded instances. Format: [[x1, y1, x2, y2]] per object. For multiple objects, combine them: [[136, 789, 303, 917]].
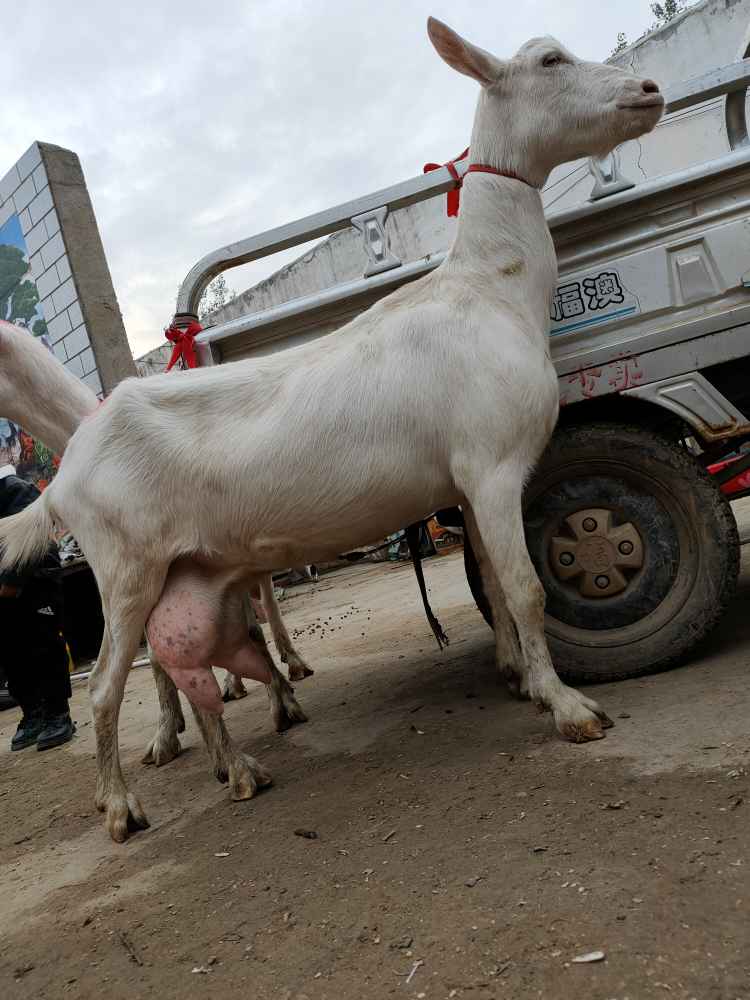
[[0, 324, 99, 455], [448, 173, 557, 336]]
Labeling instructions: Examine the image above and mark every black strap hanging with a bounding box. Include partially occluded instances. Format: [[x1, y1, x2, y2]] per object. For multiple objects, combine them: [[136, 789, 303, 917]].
[[405, 522, 449, 650]]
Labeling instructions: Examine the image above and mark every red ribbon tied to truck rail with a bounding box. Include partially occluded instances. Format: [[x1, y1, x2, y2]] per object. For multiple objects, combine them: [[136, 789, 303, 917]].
[[164, 320, 203, 371]]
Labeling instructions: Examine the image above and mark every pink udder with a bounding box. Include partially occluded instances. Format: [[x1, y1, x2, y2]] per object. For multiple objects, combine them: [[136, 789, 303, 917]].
[[168, 664, 225, 714], [146, 587, 272, 714]]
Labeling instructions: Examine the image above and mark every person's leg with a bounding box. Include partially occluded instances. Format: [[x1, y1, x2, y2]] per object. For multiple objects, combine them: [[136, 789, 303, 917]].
[[23, 576, 75, 750], [1, 594, 46, 749]]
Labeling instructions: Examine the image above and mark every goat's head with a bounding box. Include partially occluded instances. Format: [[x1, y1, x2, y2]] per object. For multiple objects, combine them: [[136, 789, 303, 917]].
[[428, 18, 664, 187]]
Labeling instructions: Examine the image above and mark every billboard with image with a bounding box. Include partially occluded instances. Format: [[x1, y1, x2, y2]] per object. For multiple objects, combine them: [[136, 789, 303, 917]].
[[0, 142, 135, 487]]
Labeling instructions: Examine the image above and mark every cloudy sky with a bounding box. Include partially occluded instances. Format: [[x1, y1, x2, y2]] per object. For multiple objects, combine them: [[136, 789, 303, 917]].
[[2, 0, 666, 357]]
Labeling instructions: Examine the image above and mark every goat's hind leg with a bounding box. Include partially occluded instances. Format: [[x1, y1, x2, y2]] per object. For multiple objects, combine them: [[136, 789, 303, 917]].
[[467, 469, 613, 742], [259, 576, 314, 682], [220, 592, 253, 700], [142, 645, 186, 766], [221, 671, 248, 702], [239, 592, 307, 731], [189, 703, 272, 800], [247, 621, 308, 732]]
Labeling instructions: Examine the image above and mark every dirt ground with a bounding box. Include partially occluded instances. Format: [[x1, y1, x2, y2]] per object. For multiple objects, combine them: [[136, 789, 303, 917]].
[[1, 518, 750, 1000]]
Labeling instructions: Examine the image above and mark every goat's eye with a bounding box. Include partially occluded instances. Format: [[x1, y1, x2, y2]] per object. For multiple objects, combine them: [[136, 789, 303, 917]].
[[542, 53, 562, 67]]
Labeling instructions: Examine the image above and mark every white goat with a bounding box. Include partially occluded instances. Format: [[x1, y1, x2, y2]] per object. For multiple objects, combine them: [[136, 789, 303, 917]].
[[0, 319, 310, 763], [0, 19, 663, 842]]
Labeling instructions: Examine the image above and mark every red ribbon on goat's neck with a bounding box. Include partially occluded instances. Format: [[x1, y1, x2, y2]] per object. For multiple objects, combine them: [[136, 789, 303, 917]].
[[423, 148, 469, 218], [423, 148, 535, 217], [164, 320, 203, 371]]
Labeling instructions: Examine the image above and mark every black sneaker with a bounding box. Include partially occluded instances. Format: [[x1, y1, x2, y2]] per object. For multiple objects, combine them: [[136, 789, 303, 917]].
[[36, 713, 76, 751], [11, 712, 45, 751]]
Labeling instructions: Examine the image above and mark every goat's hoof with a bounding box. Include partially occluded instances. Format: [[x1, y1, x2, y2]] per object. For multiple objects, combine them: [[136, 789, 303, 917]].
[[597, 711, 615, 730], [550, 686, 613, 743], [230, 754, 273, 801], [222, 678, 248, 702], [578, 694, 614, 731], [104, 793, 150, 843], [559, 716, 606, 743], [141, 730, 182, 767], [272, 694, 308, 733], [286, 653, 314, 682]]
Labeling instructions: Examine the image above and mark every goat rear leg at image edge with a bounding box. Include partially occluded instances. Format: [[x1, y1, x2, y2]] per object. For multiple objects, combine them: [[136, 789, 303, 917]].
[[142, 647, 186, 766], [189, 702, 272, 800], [247, 622, 308, 732], [238, 594, 308, 730], [259, 575, 314, 682], [89, 571, 167, 842], [468, 471, 613, 742], [464, 504, 529, 699]]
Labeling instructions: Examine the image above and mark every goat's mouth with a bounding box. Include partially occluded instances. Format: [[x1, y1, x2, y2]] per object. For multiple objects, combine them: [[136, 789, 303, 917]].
[[616, 96, 665, 111]]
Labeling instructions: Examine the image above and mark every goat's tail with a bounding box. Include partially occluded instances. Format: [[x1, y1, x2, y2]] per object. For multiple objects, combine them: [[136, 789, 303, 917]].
[[0, 490, 56, 574]]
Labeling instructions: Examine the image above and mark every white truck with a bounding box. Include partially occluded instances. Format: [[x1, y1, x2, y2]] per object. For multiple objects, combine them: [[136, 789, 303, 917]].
[[170, 60, 750, 684]]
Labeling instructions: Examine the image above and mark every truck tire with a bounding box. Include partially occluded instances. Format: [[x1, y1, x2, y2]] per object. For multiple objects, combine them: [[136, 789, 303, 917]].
[[464, 423, 740, 683]]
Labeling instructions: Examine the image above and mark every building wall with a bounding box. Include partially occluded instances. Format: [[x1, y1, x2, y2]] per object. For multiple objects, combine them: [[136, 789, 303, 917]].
[[0, 142, 134, 484], [0, 143, 103, 394], [135, 341, 173, 375]]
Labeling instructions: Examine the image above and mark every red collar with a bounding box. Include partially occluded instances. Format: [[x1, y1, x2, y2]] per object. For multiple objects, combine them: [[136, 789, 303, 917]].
[[423, 148, 536, 217], [466, 163, 534, 186]]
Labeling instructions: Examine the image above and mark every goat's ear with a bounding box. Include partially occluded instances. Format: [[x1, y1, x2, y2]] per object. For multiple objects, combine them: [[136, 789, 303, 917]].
[[427, 17, 504, 87]]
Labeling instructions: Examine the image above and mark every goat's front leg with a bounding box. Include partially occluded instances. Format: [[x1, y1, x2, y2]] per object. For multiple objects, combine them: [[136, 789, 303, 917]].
[[467, 469, 613, 742], [142, 646, 186, 766], [189, 703, 272, 800], [258, 576, 314, 682], [463, 504, 528, 699], [89, 571, 166, 842]]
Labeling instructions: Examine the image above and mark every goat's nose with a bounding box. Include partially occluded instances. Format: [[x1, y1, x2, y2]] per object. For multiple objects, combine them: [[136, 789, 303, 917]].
[[641, 78, 660, 95]]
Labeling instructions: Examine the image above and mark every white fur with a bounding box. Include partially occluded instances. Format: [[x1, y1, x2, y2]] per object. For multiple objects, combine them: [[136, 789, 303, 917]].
[[0, 20, 663, 842], [0, 320, 96, 456], [0, 319, 310, 767]]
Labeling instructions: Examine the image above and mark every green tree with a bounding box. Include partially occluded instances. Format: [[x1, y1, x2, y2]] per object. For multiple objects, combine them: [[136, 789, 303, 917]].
[[0, 245, 28, 307], [11, 280, 42, 326], [0, 244, 47, 336], [612, 31, 629, 55], [198, 273, 235, 320], [651, 1, 686, 26], [614, 2, 691, 59]]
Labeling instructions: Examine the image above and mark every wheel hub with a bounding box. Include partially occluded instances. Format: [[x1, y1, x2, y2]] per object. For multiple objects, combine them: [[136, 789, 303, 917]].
[[550, 507, 644, 598]]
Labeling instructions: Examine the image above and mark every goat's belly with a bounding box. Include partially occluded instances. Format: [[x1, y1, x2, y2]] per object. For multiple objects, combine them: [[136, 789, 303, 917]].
[[235, 486, 460, 570]]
